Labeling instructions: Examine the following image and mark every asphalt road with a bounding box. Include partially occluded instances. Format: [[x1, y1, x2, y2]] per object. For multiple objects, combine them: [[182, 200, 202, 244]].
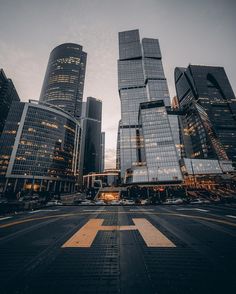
[[0, 204, 236, 294]]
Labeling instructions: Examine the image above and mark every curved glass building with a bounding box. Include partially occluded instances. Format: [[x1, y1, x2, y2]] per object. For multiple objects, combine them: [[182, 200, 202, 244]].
[[40, 43, 87, 118], [0, 100, 80, 193]]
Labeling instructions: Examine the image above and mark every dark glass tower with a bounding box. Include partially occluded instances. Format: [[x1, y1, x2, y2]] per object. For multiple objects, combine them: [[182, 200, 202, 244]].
[[40, 43, 87, 118], [79, 97, 102, 178], [0, 69, 20, 137], [175, 65, 236, 167]]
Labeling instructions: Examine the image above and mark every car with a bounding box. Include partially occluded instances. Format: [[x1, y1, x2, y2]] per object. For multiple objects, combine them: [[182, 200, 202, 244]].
[[46, 200, 63, 206], [190, 199, 202, 204], [94, 200, 105, 205], [163, 199, 175, 205], [172, 198, 183, 205], [190, 198, 209, 204], [141, 199, 149, 205], [110, 200, 120, 205], [123, 200, 135, 205], [80, 200, 93, 205]]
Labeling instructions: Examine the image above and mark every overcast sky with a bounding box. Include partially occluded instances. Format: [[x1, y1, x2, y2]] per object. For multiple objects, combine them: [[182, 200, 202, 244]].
[[1, 0, 236, 168]]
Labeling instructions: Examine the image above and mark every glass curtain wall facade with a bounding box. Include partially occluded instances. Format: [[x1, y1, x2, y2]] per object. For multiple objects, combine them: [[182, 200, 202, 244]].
[[40, 43, 87, 119], [79, 97, 102, 181], [126, 101, 182, 184], [175, 65, 236, 167], [0, 101, 80, 193], [118, 29, 171, 180], [0, 69, 20, 137]]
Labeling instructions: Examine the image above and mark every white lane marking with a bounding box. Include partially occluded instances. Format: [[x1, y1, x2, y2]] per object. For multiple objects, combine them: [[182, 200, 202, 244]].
[[83, 209, 105, 212], [176, 208, 209, 212], [0, 216, 12, 221], [226, 215, 236, 219], [129, 209, 154, 211], [28, 209, 60, 214]]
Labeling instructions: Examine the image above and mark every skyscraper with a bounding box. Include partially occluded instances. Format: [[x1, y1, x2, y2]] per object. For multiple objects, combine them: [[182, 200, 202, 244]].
[[79, 97, 102, 179], [0, 69, 20, 137], [175, 65, 236, 167], [117, 29, 172, 181], [0, 100, 80, 193], [40, 43, 87, 118]]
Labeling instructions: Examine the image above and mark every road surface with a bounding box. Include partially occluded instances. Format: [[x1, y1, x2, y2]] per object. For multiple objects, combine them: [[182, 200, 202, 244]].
[[0, 204, 236, 293]]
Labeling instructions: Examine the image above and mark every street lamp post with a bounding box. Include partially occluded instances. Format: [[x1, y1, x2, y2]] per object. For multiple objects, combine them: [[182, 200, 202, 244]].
[[190, 159, 197, 188]]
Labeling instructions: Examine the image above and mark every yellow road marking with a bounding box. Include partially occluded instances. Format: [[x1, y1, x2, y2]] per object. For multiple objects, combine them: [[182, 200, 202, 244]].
[[0, 213, 76, 228], [1, 211, 236, 229], [133, 218, 175, 247], [62, 219, 103, 248], [62, 218, 175, 248]]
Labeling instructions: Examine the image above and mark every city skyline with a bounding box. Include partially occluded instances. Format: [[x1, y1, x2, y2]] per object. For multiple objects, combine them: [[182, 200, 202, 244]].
[[1, 0, 236, 168]]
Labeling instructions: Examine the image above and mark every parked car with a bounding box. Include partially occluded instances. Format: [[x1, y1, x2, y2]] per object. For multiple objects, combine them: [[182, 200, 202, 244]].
[[123, 199, 135, 205], [163, 198, 183, 205], [141, 199, 150, 205], [163, 199, 174, 205], [190, 198, 210, 204], [94, 200, 105, 205], [110, 200, 120, 205], [46, 200, 63, 206], [80, 200, 93, 205], [172, 198, 184, 205]]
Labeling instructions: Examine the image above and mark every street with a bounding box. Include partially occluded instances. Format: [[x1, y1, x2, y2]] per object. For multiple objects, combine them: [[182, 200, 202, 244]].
[[0, 204, 236, 294]]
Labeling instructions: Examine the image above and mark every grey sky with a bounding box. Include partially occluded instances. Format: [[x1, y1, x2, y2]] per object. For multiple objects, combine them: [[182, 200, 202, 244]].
[[0, 0, 236, 168]]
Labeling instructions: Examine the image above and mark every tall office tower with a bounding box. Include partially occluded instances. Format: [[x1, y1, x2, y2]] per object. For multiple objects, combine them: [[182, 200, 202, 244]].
[[79, 97, 102, 179], [0, 100, 80, 193], [100, 132, 105, 172], [175, 65, 236, 167], [40, 43, 87, 118], [118, 29, 171, 180], [0, 69, 20, 137], [126, 101, 182, 184]]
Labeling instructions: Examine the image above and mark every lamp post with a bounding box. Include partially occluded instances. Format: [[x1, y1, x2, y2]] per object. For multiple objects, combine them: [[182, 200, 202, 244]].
[[190, 159, 197, 188]]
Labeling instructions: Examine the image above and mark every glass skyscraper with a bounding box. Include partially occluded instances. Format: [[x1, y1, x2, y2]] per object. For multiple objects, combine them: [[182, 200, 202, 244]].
[[117, 29, 174, 182], [175, 65, 236, 167], [0, 100, 80, 193], [79, 97, 102, 180], [40, 43, 87, 118], [0, 69, 20, 137]]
